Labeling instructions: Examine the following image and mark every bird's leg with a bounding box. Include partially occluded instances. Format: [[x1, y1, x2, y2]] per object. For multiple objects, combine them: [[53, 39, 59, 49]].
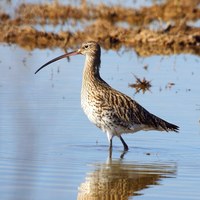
[[106, 131, 113, 150], [120, 150, 128, 159], [106, 132, 113, 158], [109, 138, 113, 150], [109, 139, 113, 158], [119, 136, 129, 151]]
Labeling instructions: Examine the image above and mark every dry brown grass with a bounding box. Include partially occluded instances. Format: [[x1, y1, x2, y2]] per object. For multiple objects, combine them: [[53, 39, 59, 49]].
[[0, 0, 200, 56]]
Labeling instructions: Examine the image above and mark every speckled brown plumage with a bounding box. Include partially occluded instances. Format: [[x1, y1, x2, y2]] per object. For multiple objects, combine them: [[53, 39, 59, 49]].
[[35, 41, 179, 152]]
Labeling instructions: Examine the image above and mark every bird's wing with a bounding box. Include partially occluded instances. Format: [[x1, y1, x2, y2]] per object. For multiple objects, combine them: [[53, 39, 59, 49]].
[[102, 89, 175, 131]]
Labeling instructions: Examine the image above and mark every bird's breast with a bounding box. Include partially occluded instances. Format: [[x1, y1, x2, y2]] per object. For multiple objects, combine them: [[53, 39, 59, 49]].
[[81, 87, 102, 125]]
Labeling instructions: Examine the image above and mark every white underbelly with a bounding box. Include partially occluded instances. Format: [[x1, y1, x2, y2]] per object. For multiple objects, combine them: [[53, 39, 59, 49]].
[[81, 94, 100, 124], [82, 103, 97, 124]]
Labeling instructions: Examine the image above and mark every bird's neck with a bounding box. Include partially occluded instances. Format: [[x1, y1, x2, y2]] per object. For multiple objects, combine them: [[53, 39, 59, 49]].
[[82, 54, 101, 83]]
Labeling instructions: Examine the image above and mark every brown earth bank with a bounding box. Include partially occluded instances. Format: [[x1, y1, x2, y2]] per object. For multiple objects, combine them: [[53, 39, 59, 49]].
[[0, 0, 200, 56]]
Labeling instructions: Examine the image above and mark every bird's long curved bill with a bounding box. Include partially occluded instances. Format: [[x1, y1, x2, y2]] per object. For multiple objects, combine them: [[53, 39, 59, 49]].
[[35, 50, 79, 74]]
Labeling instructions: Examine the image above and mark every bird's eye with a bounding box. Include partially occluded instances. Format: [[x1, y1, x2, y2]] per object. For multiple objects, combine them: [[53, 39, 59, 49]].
[[84, 45, 88, 49]]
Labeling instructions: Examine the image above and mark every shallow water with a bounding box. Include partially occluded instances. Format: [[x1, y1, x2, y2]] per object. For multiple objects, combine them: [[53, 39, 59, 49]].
[[0, 43, 200, 200]]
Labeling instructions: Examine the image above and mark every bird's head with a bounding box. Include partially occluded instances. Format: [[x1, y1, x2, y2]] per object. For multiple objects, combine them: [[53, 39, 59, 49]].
[[35, 41, 100, 74], [77, 41, 101, 56]]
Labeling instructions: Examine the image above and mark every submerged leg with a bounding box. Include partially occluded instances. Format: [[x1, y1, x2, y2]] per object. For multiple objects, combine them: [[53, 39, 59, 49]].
[[119, 136, 129, 151], [120, 150, 128, 159]]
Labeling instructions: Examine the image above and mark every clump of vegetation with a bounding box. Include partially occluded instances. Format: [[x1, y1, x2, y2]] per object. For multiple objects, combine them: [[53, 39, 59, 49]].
[[129, 75, 152, 94]]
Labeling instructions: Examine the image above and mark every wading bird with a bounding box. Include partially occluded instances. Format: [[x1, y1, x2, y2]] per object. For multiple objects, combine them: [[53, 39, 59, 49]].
[[35, 41, 179, 152]]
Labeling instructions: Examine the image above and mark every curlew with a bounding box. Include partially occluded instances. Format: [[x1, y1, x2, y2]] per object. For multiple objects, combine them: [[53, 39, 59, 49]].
[[35, 41, 179, 152]]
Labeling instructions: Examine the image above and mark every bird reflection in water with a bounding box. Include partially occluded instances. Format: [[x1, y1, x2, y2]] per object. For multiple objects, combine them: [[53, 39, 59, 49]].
[[77, 157, 176, 200]]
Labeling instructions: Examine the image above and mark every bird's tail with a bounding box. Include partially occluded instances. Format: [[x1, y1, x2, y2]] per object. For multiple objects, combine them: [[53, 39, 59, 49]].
[[146, 110, 179, 133], [155, 117, 179, 133], [163, 120, 179, 132]]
